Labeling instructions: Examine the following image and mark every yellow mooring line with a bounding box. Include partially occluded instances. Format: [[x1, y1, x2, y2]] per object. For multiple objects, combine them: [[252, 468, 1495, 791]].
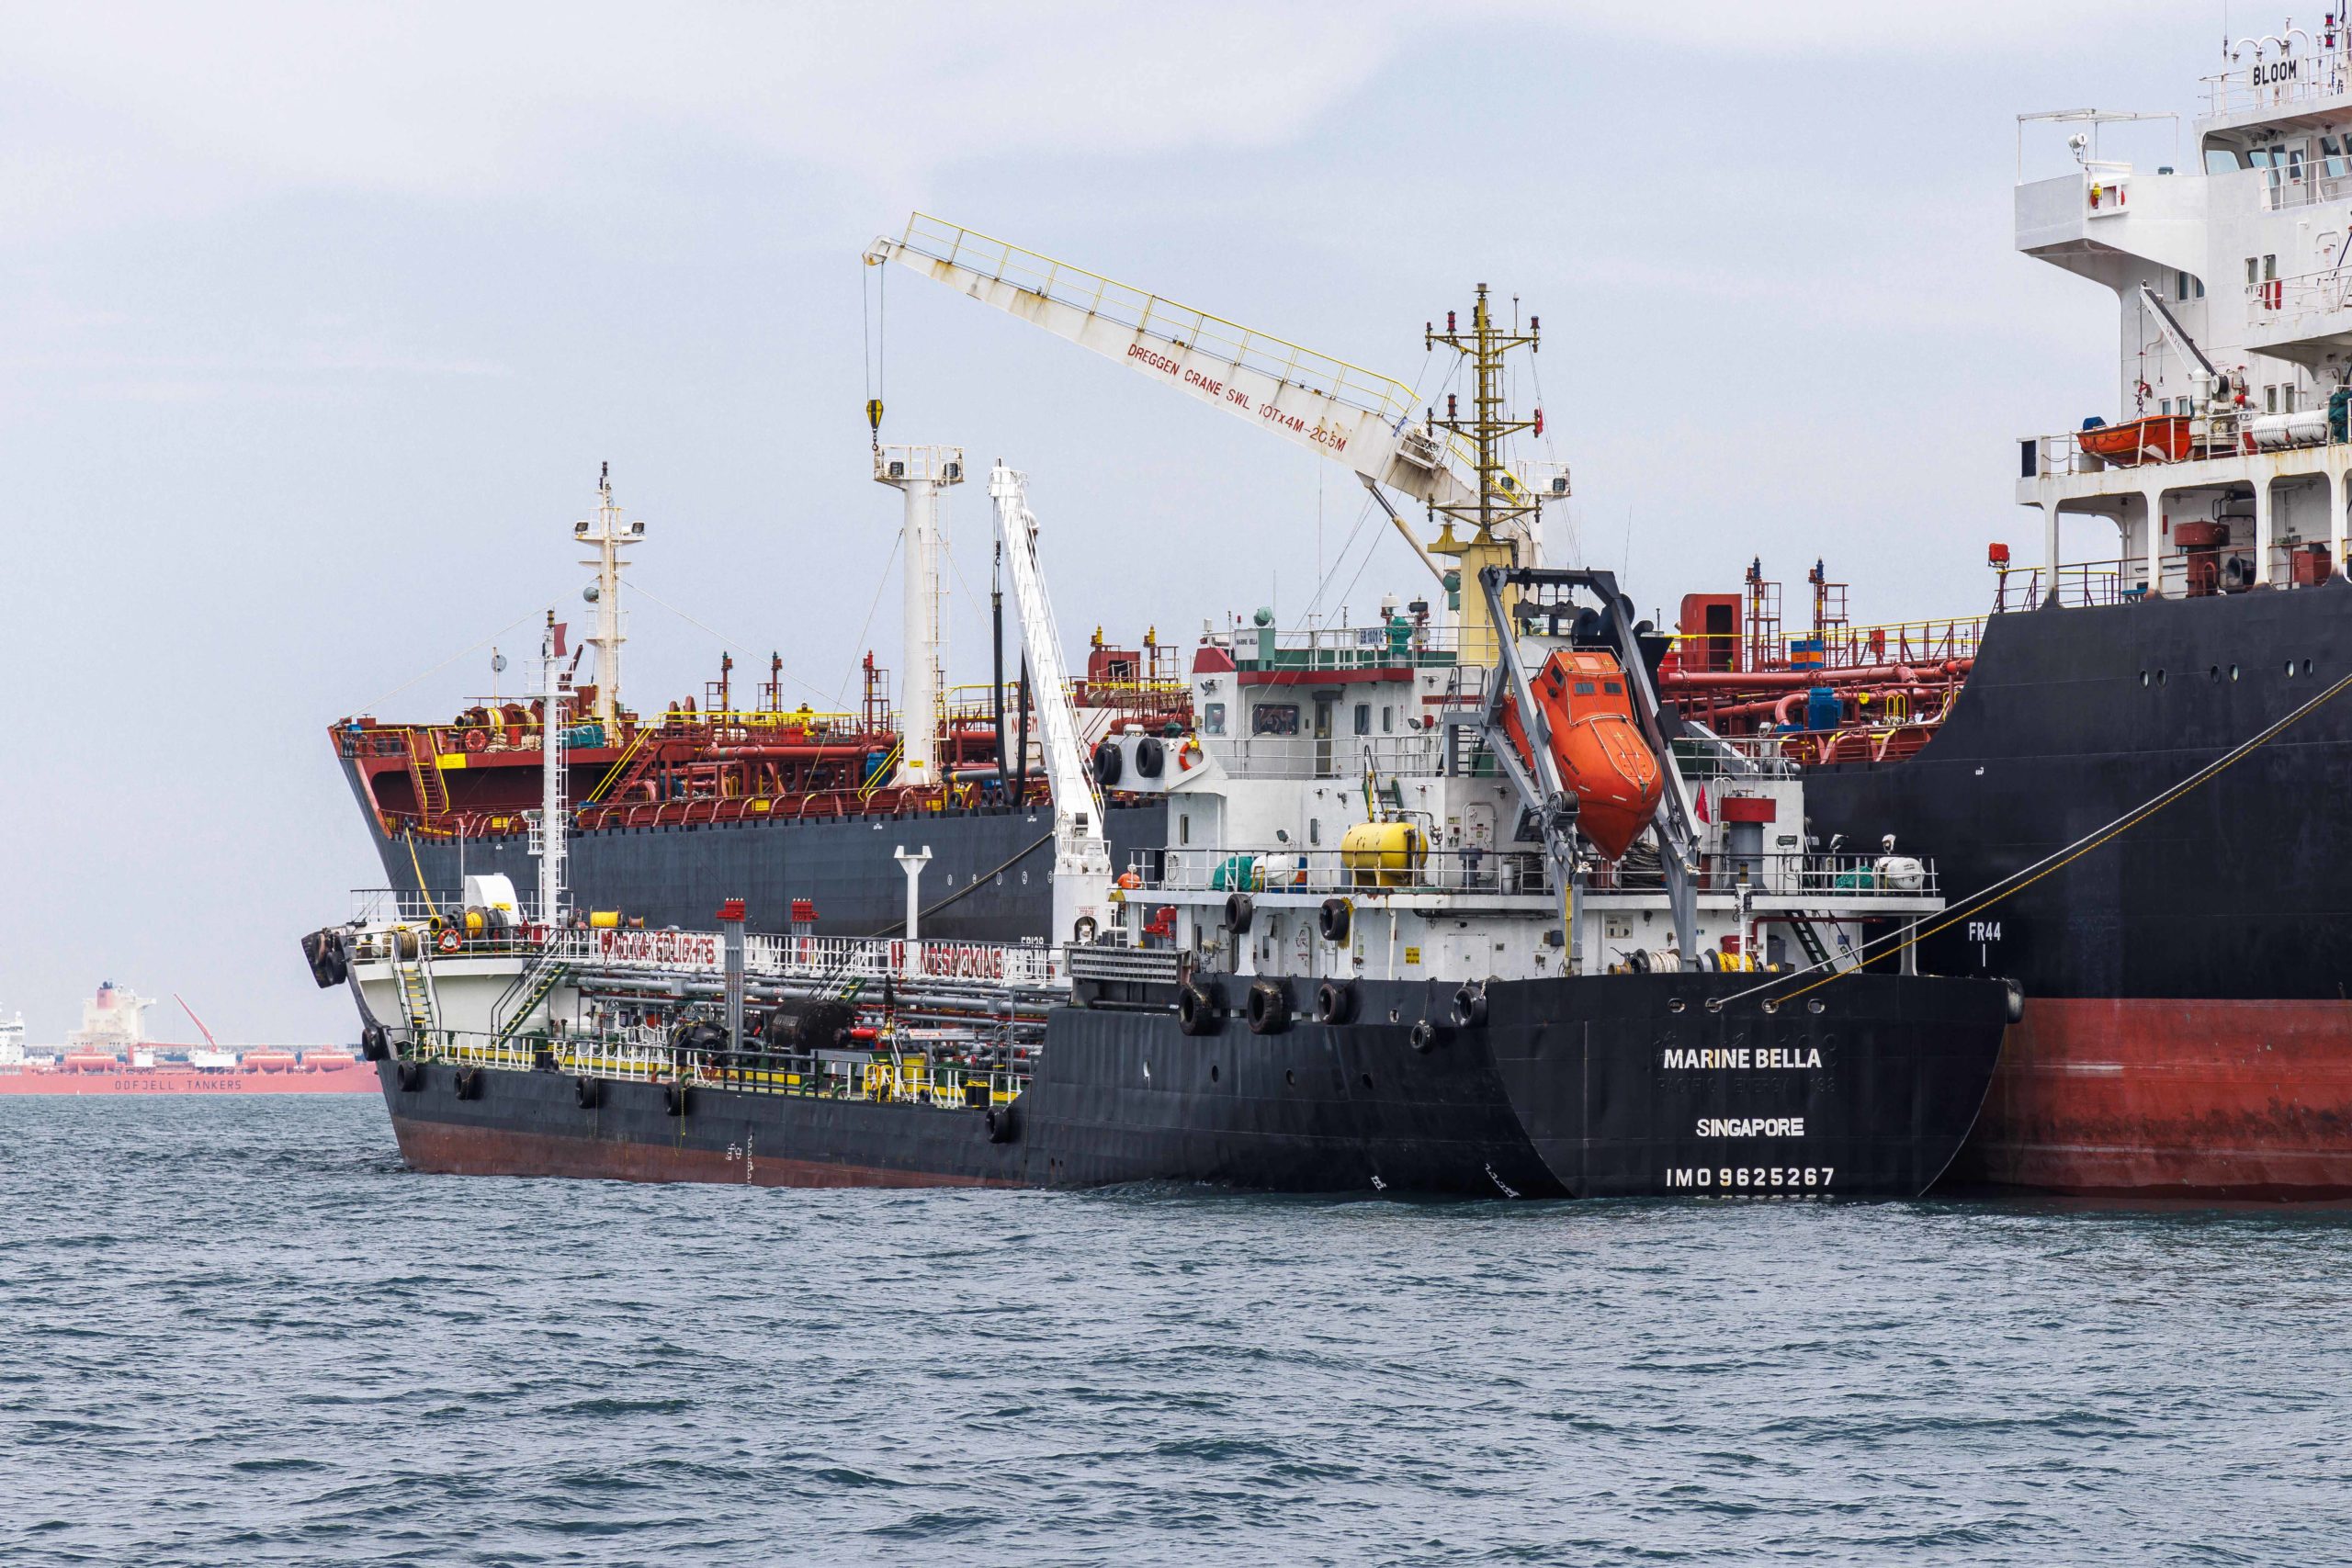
[[1724, 664, 2352, 1010], [401, 829, 441, 920]]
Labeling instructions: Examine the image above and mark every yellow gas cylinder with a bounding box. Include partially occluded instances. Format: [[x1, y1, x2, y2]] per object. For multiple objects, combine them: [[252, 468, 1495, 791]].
[[588, 909, 622, 930], [1340, 821, 1426, 887]]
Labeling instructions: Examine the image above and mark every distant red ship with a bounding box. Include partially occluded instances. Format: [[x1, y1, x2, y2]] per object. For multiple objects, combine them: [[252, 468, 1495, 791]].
[[0, 1052, 375, 1096], [0, 982, 374, 1095]]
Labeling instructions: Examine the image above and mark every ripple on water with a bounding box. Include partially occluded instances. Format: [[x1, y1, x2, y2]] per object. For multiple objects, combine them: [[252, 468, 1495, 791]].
[[2, 1097, 2351, 1566]]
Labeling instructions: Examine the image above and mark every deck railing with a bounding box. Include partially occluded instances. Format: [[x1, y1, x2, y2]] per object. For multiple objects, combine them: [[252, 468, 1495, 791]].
[[409, 1027, 1030, 1109]]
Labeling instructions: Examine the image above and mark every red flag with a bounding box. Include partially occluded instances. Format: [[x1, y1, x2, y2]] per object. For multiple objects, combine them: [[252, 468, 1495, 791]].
[[1693, 785, 1711, 824], [551, 622, 568, 658]]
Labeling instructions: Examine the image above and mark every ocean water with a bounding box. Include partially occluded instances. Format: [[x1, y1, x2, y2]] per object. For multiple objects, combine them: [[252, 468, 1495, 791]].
[[2, 1099, 2347, 1567]]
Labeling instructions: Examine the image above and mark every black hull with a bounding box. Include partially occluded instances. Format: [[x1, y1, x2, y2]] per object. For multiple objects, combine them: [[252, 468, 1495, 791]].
[[1801, 584, 2352, 1195], [1806, 582, 2352, 1001], [344, 753, 1167, 940], [379, 972, 2012, 1199]]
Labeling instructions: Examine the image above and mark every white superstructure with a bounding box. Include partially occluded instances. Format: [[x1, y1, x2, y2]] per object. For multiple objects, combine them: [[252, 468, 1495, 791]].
[[2018, 21, 2352, 600], [68, 983, 153, 1052], [1101, 576, 1939, 982]]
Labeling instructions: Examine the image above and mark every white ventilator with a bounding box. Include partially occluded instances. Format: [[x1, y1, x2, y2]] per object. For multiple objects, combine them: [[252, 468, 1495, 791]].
[[989, 463, 1113, 942]]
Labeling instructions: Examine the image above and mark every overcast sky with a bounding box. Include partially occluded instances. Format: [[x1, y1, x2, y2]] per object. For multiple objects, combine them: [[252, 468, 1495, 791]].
[[0, 2, 2235, 1040]]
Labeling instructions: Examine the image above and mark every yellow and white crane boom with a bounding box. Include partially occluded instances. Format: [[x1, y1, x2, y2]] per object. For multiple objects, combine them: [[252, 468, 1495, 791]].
[[866, 214, 1569, 668], [864, 214, 1476, 565]]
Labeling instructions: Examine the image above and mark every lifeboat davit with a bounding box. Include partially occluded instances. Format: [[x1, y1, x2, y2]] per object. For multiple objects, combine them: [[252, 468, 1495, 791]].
[[1501, 649, 1666, 862]]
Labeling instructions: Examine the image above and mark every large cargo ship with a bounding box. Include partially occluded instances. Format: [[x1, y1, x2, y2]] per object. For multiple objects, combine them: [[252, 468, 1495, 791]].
[[311, 458, 2012, 1197], [1652, 24, 2352, 1197], [334, 459, 1175, 946], [0, 983, 372, 1095]]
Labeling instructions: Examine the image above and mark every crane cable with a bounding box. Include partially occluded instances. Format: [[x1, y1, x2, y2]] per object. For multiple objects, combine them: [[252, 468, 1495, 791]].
[[1717, 661, 2352, 1010], [862, 257, 887, 441]]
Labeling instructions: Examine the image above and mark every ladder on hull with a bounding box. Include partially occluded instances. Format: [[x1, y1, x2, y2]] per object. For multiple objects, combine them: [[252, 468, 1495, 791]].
[[406, 729, 450, 818], [392, 958, 436, 1041], [490, 943, 570, 1049]]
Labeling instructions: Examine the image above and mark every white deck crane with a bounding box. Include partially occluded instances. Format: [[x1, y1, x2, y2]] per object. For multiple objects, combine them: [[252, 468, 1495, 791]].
[[865, 216, 1569, 666], [989, 462, 1114, 943]]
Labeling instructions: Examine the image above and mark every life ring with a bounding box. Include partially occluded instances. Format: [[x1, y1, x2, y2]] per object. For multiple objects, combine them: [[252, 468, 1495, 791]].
[[463, 728, 489, 752], [435, 928, 462, 954], [1178, 739, 1204, 772]]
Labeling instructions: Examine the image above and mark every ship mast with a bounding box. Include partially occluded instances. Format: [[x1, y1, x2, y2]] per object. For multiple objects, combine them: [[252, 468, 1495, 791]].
[[873, 445, 965, 787], [576, 462, 639, 728], [1426, 287, 1547, 669], [537, 611, 569, 926]]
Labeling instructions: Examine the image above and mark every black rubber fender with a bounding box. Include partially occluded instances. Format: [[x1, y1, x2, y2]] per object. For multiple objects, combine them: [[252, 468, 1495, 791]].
[[986, 1103, 1021, 1144], [1177, 977, 1224, 1036], [1225, 891, 1254, 933], [1314, 979, 1357, 1026], [662, 1083, 690, 1118], [301, 928, 349, 989], [1092, 740, 1124, 787], [573, 1076, 601, 1110], [360, 1022, 390, 1062], [453, 1066, 483, 1100], [1246, 979, 1291, 1035], [397, 1060, 425, 1092], [1135, 736, 1165, 778], [1451, 983, 1488, 1029], [1408, 1019, 1440, 1054], [1317, 897, 1351, 943]]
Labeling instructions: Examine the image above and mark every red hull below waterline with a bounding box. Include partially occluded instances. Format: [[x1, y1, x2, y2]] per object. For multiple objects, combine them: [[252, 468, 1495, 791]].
[[0, 1066, 376, 1095], [1946, 998, 2352, 1199]]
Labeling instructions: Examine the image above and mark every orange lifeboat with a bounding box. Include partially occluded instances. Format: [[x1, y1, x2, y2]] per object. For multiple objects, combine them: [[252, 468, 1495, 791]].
[[1500, 649, 1666, 861], [2075, 413, 2193, 468]]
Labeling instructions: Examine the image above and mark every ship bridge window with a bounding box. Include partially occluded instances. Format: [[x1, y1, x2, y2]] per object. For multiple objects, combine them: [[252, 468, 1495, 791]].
[[1252, 702, 1300, 737], [1353, 702, 1371, 735], [2205, 147, 2242, 175], [1203, 701, 1227, 736], [2326, 136, 2351, 177]]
